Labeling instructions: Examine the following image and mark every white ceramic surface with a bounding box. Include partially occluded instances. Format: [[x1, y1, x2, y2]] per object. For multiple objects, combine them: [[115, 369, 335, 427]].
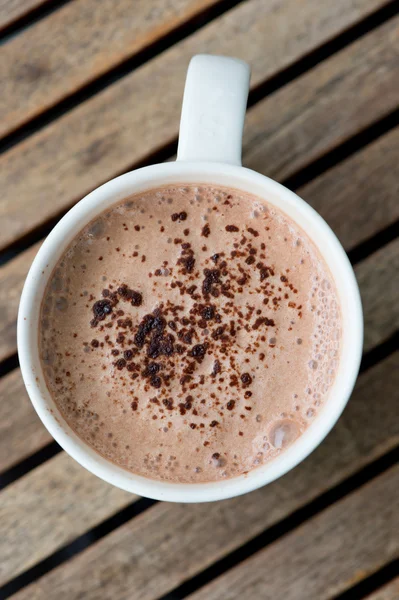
[[18, 55, 363, 502]]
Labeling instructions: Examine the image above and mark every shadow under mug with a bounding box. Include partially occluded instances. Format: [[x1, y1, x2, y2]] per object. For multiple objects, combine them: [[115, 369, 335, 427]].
[[18, 55, 363, 502]]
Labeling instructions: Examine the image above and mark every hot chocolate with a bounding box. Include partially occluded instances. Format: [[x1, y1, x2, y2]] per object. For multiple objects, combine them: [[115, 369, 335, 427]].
[[39, 184, 341, 482]]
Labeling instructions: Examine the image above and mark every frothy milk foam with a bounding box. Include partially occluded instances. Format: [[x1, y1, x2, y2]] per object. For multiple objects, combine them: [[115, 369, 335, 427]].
[[39, 185, 341, 483]]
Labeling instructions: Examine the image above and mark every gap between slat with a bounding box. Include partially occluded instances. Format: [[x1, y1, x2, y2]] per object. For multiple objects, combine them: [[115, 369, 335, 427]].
[[333, 559, 399, 600], [0, 0, 246, 145], [0, 0, 74, 40], [1, 0, 397, 154], [1, 105, 398, 269]]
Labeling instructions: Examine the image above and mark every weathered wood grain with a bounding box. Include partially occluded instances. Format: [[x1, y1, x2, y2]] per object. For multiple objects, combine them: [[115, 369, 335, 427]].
[[365, 579, 399, 600], [0, 452, 134, 586], [5, 352, 399, 595], [188, 467, 399, 600], [0, 242, 39, 363], [1, 4, 397, 251], [0, 367, 51, 472], [357, 239, 399, 352], [242, 16, 399, 181], [0, 0, 219, 137], [299, 127, 399, 251], [1, 232, 397, 474], [0, 0, 49, 32], [0, 121, 398, 365]]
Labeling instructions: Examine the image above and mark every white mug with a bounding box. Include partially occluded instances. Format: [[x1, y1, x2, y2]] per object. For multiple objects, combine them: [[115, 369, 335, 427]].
[[18, 55, 363, 502]]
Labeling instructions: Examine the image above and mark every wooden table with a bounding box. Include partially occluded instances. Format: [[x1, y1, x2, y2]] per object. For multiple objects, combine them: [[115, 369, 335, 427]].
[[0, 1, 398, 598]]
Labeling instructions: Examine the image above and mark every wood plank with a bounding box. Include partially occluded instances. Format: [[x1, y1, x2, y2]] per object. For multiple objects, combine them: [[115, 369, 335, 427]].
[[0, 242, 39, 363], [0, 0, 49, 33], [0, 0, 218, 137], [4, 352, 398, 594], [242, 16, 399, 181], [298, 127, 399, 251], [0, 367, 51, 472], [1, 236, 397, 474], [0, 453, 134, 587], [188, 467, 399, 600], [357, 239, 399, 352], [0, 2, 395, 251], [365, 579, 399, 600], [0, 123, 398, 367]]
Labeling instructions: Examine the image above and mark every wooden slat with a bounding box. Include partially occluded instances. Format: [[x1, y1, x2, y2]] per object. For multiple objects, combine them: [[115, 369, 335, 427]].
[[0, 2, 396, 251], [188, 467, 399, 600], [0, 0, 218, 137], [0, 242, 39, 363], [0, 0, 49, 33], [357, 239, 399, 352], [0, 453, 134, 587], [298, 127, 399, 251], [0, 123, 398, 368], [365, 579, 399, 600], [3, 352, 398, 594], [0, 367, 51, 472], [242, 16, 399, 181]]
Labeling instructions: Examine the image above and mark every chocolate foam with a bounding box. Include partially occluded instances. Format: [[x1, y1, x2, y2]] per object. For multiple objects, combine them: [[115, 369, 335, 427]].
[[39, 184, 341, 482]]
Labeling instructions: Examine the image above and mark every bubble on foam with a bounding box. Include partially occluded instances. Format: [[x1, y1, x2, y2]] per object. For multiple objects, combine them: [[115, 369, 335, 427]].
[[270, 420, 300, 449], [56, 297, 68, 312], [211, 454, 226, 468], [253, 452, 263, 465], [51, 273, 63, 292], [296, 338, 302, 345], [321, 279, 331, 291], [41, 349, 54, 364], [88, 221, 105, 238], [306, 408, 315, 418], [42, 296, 53, 314], [256, 414, 262, 422]]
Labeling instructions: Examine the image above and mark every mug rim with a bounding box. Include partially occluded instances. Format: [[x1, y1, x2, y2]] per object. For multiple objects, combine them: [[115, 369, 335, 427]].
[[18, 161, 363, 502]]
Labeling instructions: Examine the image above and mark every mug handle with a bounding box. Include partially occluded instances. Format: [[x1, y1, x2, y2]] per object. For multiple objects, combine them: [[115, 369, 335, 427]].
[[177, 54, 250, 166]]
